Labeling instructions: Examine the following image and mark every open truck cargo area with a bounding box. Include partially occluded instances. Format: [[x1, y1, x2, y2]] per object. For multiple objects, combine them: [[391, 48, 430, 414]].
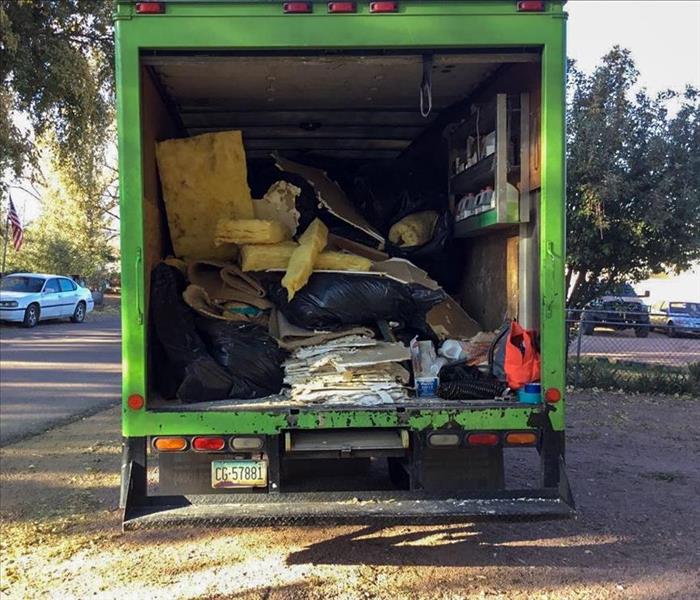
[[115, 0, 571, 528]]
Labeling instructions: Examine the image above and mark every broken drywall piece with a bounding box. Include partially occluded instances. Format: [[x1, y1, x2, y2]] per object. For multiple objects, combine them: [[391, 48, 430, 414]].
[[253, 180, 301, 236], [282, 336, 410, 406], [371, 258, 441, 290], [327, 234, 390, 262], [329, 342, 411, 369], [274, 154, 385, 248], [426, 297, 481, 341]]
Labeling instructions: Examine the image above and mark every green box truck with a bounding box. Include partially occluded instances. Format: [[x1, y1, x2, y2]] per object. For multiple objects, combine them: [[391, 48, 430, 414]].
[[116, 0, 572, 528]]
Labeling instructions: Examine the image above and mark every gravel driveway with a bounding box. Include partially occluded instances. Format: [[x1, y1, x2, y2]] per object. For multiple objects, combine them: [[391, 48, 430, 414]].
[[1, 391, 698, 599]]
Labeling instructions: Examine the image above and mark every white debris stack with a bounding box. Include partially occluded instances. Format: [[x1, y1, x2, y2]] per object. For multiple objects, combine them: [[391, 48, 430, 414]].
[[283, 336, 411, 406]]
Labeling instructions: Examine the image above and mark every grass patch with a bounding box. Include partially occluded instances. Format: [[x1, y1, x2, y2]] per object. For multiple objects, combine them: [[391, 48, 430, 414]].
[[568, 358, 699, 395]]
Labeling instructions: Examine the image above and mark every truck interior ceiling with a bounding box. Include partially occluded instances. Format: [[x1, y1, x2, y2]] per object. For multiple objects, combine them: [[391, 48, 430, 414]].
[[140, 50, 543, 406]]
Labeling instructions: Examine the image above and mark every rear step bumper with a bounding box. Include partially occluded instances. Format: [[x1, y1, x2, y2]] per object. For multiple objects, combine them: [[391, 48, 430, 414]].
[[122, 460, 575, 530]]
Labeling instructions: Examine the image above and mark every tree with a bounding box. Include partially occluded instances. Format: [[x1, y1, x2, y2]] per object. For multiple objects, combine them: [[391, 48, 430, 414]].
[[566, 47, 700, 308], [1, 1, 117, 279], [0, 0, 114, 188], [2, 157, 117, 281]]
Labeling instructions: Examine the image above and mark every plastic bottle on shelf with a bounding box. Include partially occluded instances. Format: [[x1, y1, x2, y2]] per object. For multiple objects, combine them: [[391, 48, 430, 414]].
[[483, 186, 494, 209]]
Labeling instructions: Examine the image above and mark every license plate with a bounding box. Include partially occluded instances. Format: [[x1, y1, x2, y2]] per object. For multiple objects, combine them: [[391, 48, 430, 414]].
[[211, 460, 267, 489]]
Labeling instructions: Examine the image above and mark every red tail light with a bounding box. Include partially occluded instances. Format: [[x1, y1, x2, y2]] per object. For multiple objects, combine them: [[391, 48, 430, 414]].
[[517, 1, 545, 11], [545, 387, 562, 403], [284, 2, 312, 13], [328, 2, 356, 12], [135, 1, 165, 14], [467, 433, 500, 446], [127, 394, 144, 410], [370, 1, 398, 13], [192, 437, 226, 452]]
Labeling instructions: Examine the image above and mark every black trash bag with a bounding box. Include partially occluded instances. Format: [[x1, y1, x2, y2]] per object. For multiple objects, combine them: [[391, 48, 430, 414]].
[[386, 211, 453, 260], [386, 212, 459, 293], [488, 321, 511, 383], [351, 159, 447, 233], [195, 318, 287, 399], [150, 263, 235, 402], [178, 358, 238, 402], [269, 273, 445, 332]]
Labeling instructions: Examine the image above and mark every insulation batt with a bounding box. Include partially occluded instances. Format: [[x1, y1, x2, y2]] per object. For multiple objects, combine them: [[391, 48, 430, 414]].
[[388, 210, 439, 247], [215, 219, 292, 245], [316, 251, 372, 271], [155, 131, 254, 260], [240, 242, 297, 271], [240, 243, 372, 272], [282, 218, 328, 300]]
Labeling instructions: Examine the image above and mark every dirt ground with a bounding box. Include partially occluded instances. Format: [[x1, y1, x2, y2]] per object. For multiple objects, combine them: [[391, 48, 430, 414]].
[[1, 392, 699, 600]]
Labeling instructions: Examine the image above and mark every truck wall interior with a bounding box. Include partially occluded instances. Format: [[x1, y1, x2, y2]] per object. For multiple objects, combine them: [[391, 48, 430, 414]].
[[139, 52, 542, 396]]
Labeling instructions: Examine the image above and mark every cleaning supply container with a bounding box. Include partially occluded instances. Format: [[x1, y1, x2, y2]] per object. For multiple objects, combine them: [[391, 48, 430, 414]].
[[518, 383, 542, 404]]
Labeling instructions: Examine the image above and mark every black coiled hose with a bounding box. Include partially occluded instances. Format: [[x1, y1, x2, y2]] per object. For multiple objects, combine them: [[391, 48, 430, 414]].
[[438, 379, 506, 400]]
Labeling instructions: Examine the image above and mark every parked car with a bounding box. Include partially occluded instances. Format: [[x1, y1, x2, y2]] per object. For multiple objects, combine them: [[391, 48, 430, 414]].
[[579, 296, 651, 337], [0, 273, 95, 328], [650, 301, 700, 337]]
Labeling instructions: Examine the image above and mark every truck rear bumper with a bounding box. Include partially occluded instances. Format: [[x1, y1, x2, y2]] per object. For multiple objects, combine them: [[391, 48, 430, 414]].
[[122, 459, 575, 530]]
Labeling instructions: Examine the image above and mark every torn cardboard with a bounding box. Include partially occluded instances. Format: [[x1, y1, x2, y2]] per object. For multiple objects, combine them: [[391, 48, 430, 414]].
[[274, 154, 385, 248], [426, 297, 481, 341], [187, 260, 271, 310], [269, 310, 374, 350]]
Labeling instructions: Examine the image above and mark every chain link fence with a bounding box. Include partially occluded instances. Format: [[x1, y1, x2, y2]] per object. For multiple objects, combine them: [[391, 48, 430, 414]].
[[566, 310, 700, 395]]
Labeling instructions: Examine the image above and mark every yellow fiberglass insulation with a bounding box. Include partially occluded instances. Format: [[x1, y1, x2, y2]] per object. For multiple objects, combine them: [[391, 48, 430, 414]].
[[155, 131, 254, 260], [282, 218, 328, 300], [388, 210, 439, 247], [215, 219, 292, 246], [240, 242, 298, 271], [315, 251, 372, 272], [240, 243, 372, 273]]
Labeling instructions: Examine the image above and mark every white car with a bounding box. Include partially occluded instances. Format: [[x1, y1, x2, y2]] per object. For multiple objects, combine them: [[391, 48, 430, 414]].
[[0, 273, 95, 328]]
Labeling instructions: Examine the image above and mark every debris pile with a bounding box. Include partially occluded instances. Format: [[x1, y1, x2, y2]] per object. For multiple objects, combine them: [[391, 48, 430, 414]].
[[148, 128, 536, 405], [283, 337, 411, 405]]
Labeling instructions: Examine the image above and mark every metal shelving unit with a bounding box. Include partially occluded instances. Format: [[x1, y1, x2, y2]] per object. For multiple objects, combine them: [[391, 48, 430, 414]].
[[446, 93, 530, 237]]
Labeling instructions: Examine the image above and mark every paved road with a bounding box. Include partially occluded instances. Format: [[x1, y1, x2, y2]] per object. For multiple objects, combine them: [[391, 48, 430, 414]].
[[0, 315, 121, 446]]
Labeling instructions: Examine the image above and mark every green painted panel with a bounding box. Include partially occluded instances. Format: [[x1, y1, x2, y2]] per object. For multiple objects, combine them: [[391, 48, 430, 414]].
[[116, 1, 567, 436], [122, 405, 540, 435]]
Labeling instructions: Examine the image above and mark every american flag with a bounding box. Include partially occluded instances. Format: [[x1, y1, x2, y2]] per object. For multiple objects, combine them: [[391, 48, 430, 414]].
[[8, 198, 23, 252]]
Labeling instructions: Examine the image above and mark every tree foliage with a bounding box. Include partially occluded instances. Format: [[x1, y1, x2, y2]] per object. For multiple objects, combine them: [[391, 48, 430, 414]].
[[2, 148, 117, 282], [1, 0, 117, 280], [0, 0, 113, 187], [566, 47, 700, 307]]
